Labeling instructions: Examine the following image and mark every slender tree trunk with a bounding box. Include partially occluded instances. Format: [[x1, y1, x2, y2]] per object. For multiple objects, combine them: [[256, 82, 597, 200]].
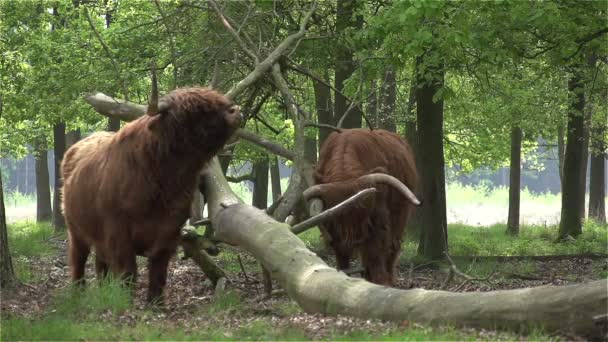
[[334, 0, 362, 129], [52, 122, 66, 230], [108, 118, 121, 132], [506, 125, 522, 235], [314, 73, 333, 149], [559, 71, 586, 239], [579, 114, 590, 220], [304, 134, 317, 165], [65, 129, 81, 149], [252, 157, 269, 209], [0, 169, 15, 288], [270, 156, 282, 202], [405, 74, 422, 236], [378, 65, 397, 132], [588, 113, 606, 223], [415, 55, 448, 260], [367, 79, 378, 128], [190, 190, 204, 222], [558, 124, 565, 182], [34, 138, 52, 222]]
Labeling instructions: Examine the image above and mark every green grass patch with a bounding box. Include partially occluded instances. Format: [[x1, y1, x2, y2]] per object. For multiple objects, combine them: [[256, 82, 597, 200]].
[[52, 277, 132, 318], [447, 221, 607, 257], [7, 221, 55, 258], [4, 190, 36, 208]]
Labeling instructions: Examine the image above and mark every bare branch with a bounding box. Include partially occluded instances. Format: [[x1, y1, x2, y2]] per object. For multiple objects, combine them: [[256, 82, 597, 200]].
[[236, 129, 295, 160], [304, 121, 342, 133], [225, 1, 317, 99], [207, 0, 259, 63], [291, 188, 377, 235], [226, 173, 254, 183]]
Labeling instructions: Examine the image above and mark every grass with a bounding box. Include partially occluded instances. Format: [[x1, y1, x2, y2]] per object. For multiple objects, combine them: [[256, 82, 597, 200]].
[[4, 190, 37, 208], [7, 221, 57, 282]]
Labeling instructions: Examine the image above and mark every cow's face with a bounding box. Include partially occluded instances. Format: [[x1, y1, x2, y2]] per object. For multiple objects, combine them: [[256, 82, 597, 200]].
[[149, 87, 242, 152]]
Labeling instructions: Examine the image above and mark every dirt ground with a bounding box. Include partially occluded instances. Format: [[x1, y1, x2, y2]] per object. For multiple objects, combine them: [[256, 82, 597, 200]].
[[2, 236, 606, 341]]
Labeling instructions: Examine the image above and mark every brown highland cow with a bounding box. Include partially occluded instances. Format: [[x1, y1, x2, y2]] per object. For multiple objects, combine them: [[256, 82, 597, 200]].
[[308, 128, 419, 286], [61, 87, 241, 303]]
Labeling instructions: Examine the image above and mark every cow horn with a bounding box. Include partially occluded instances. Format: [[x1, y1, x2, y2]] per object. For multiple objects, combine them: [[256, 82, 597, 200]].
[[357, 173, 421, 206]]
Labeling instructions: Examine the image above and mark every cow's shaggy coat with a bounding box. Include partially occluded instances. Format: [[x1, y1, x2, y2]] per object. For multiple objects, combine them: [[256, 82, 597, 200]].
[[61, 87, 241, 303], [313, 128, 418, 285]]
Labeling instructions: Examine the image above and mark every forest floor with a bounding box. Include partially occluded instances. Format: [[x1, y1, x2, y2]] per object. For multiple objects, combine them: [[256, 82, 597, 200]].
[[1, 221, 607, 341]]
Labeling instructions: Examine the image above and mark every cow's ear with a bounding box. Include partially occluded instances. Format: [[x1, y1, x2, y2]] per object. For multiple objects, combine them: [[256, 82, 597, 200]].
[[147, 114, 163, 133]]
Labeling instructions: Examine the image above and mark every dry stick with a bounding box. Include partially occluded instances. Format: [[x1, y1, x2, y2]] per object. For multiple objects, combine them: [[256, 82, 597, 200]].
[[266, 194, 284, 216], [303, 121, 342, 133], [443, 251, 496, 291], [291, 188, 377, 235], [207, 0, 258, 63], [237, 253, 253, 286]]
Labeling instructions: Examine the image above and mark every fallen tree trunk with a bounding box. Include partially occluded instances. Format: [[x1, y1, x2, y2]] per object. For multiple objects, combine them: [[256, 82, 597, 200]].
[[202, 159, 607, 338]]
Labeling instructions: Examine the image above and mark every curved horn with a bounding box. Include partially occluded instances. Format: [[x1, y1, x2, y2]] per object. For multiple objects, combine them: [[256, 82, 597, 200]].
[[147, 60, 159, 116], [358, 173, 421, 206]]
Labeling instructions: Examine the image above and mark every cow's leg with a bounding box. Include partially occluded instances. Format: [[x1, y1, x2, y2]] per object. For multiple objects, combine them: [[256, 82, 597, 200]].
[[385, 239, 402, 286], [108, 230, 137, 295], [360, 211, 392, 286], [147, 250, 172, 305], [68, 231, 90, 286], [95, 253, 109, 281]]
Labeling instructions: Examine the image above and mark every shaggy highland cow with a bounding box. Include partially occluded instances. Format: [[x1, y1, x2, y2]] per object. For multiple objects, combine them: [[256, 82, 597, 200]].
[[306, 128, 419, 286], [61, 87, 241, 303]]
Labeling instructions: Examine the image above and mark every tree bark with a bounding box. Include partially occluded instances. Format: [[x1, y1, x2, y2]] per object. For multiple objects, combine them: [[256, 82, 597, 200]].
[[314, 72, 333, 149], [378, 65, 397, 132], [559, 71, 586, 239], [415, 55, 448, 260], [52, 122, 66, 231], [333, 0, 363, 129], [506, 125, 522, 235], [65, 129, 81, 149], [558, 124, 565, 182], [0, 169, 16, 288], [252, 157, 269, 209], [34, 138, 52, 222], [367, 79, 378, 128], [270, 156, 282, 202], [588, 112, 606, 223], [202, 158, 607, 338]]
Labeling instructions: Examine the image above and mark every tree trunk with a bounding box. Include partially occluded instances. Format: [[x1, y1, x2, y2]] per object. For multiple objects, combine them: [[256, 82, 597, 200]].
[[52, 122, 67, 230], [506, 125, 522, 235], [415, 56, 448, 260], [65, 129, 81, 149], [270, 156, 282, 202], [0, 169, 16, 288], [367, 79, 378, 128], [190, 190, 204, 222], [108, 118, 121, 132], [334, 0, 362, 129], [405, 75, 422, 236], [252, 157, 269, 209], [558, 124, 565, 182], [588, 112, 606, 223], [559, 71, 586, 239], [304, 134, 317, 165], [579, 115, 590, 220], [34, 138, 52, 222], [378, 65, 397, 132], [201, 158, 606, 338], [314, 73, 333, 149]]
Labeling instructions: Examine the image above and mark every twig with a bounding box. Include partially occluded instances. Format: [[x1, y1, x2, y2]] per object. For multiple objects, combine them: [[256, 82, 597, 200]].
[[84, 7, 129, 101], [304, 121, 342, 133], [266, 194, 284, 216], [236, 129, 295, 160], [191, 218, 211, 227], [207, 0, 259, 63], [291, 188, 377, 235], [237, 253, 252, 285]]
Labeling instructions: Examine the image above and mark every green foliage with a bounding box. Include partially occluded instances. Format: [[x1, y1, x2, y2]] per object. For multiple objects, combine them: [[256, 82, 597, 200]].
[[7, 221, 55, 258], [52, 277, 132, 317]]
